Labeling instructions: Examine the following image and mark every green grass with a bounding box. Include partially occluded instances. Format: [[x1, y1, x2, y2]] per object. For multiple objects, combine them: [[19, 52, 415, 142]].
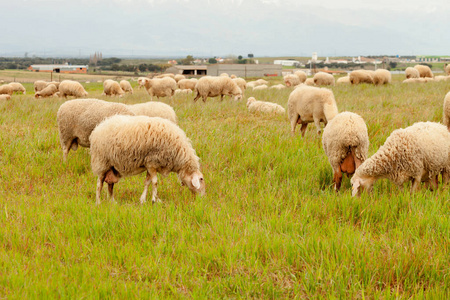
[[1, 76, 450, 298]]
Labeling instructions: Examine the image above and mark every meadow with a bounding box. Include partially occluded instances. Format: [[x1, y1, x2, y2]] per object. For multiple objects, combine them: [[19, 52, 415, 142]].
[[1, 73, 450, 298]]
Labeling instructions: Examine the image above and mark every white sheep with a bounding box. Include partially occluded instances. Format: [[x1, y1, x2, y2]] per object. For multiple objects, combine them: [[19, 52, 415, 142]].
[[322, 112, 369, 191], [270, 84, 286, 90], [443, 91, 450, 130], [434, 76, 450, 82], [313, 72, 335, 86], [373, 69, 391, 85], [34, 80, 48, 92], [35, 84, 58, 98], [402, 78, 429, 84], [230, 74, 237, 79], [9, 82, 26, 94], [193, 76, 242, 102], [246, 97, 285, 114], [56, 98, 134, 160], [287, 85, 338, 136], [351, 122, 450, 196], [174, 89, 193, 95], [445, 64, 450, 76], [177, 78, 198, 91], [137, 77, 149, 89], [103, 80, 125, 97], [336, 76, 350, 85], [155, 73, 175, 79], [174, 74, 186, 82], [284, 74, 301, 87], [414, 65, 434, 78], [90, 115, 205, 204], [294, 71, 307, 83], [0, 84, 13, 95], [119, 80, 133, 94], [220, 73, 229, 77], [252, 84, 268, 91], [349, 70, 374, 84], [0, 94, 11, 101], [304, 78, 315, 86], [232, 78, 247, 94], [128, 101, 178, 124], [59, 80, 88, 98], [144, 77, 177, 100], [405, 67, 420, 79], [255, 79, 269, 86]]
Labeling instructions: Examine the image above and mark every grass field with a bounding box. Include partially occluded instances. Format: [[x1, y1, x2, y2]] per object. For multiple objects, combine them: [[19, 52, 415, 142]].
[[1, 74, 450, 298]]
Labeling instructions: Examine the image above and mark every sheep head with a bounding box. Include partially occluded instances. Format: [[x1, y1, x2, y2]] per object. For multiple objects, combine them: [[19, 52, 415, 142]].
[[179, 170, 205, 196]]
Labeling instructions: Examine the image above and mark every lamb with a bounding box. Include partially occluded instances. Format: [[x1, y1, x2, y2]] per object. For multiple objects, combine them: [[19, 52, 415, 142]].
[[270, 84, 286, 90], [129, 101, 178, 124], [443, 92, 450, 130], [304, 78, 315, 86], [232, 78, 247, 94], [253, 84, 268, 91], [59, 80, 88, 98], [405, 67, 420, 79], [349, 70, 374, 84], [284, 74, 301, 87], [177, 78, 198, 90], [119, 80, 133, 94], [193, 76, 242, 102], [137, 77, 149, 89], [373, 69, 391, 85], [90, 115, 205, 204], [0, 84, 13, 95], [56, 98, 134, 160], [322, 112, 369, 191], [174, 74, 186, 82], [313, 72, 335, 86], [414, 65, 433, 78], [9, 82, 26, 94], [144, 77, 177, 100], [287, 85, 338, 136], [247, 97, 285, 114], [336, 76, 350, 85], [35, 84, 58, 98], [103, 80, 125, 97], [351, 122, 450, 196], [0, 94, 11, 101]]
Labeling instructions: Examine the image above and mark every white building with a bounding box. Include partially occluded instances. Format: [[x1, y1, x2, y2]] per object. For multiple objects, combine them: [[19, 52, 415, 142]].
[[274, 60, 301, 67]]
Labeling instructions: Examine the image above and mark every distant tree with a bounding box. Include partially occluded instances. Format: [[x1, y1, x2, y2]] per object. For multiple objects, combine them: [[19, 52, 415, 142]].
[[389, 62, 397, 69], [181, 55, 194, 65], [248, 53, 254, 58], [208, 58, 217, 64], [238, 55, 243, 60]]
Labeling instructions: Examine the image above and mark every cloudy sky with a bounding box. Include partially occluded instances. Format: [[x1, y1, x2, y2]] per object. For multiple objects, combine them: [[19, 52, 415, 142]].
[[1, 0, 449, 58]]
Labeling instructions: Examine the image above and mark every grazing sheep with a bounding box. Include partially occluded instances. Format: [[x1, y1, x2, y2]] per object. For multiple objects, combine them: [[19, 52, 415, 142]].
[[434, 75, 450, 82], [0, 94, 11, 101], [232, 78, 247, 94], [178, 78, 198, 90], [174, 89, 193, 95], [349, 70, 374, 84], [144, 77, 177, 100], [174, 74, 186, 82], [322, 112, 369, 191], [119, 80, 133, 94], [443, 92, 450, 130], [220, 73, 229, 77], [284, 74, 301, 87], [103, 80, 125, 97], [405, 67, 420, 79], [351, 122, 450, 196], [336, 76, 350, 85], [253, 84, 268, 91], [270, 84, 286, 90], [372, 69, 391, 85], [193, 76, 242, 102], [304, 78, 315, 86], [35, 84, 58, 98], [137, 77, 150, 89], [129, 101, 177, 124], [247, 97, 285, 114], [59, 80, 88, 98], [255, 79, 269, 86], [9, 82, 26, 94], [156, 73, 175, 79], [90, 115, 205, 204], [414, 65, 433, 78], [313, 72, 335, 86], [56, 98, 134, 160], [287, 85, 338, 136], [402, 78, 429, 84], [445, 64, 450, 76], [0, 84, 13, 95], [294, 71, 307, 83], [34, 80, 48, 92]]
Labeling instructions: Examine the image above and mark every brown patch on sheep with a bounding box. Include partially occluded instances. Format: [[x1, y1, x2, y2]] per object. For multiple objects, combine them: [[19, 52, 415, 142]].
[[105, 168, 120, 184]]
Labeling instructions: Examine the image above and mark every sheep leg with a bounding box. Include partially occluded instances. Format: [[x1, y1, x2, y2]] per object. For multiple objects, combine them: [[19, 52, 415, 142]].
[[410, 176, 422, 193], [202, 96, 207, 102], [96, 174, 106, 205], [290, 115, 299, 134], [442, 169, 449, 185], [107, 183, 116, 203], [300, 123, 308, 137], [140, 169, 160, 204], [220, 94, 224, 101], [333, 169, 342, 192], [193, 93, 201, 102], [313, 118, 322, 135]]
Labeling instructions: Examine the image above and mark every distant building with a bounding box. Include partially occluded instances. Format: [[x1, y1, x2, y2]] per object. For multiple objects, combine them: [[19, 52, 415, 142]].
[[28, 64, 88, 74], [164, 64, 282, 77], [165, 65, 207, 76], [274, 60, 301, 67]]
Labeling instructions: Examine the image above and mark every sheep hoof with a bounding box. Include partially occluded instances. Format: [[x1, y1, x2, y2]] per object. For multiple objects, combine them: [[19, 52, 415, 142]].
[[151, 197, 162, 204]]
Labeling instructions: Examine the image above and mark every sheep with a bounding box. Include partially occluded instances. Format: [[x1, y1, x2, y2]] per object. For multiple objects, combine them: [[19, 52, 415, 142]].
[[405, 67, 420, 79], [155, 73, 175, 79], [193, 76, 242, 102], [174, 89, 193, 95], [305, 78, 315, 86], [103, 80, 125, 97], [284, 74, 301, 87], [174, 74, 186, 82], [129, 101, 178, 124], [322, 112, 369, 191], [137, 77, 149, 89], [220, 73, 229, 77], [372, 69, 391, 85], [35, 84, 58, 98], [59, 80, 88, 98], [177, 78, 198, 90], [445, 64, 450, 76], [9, 82, 26, 94], [287, 85, 338, 136], [230, 74, 237, 79], [255, 79, 269, 86], [443, 92, 450, 131], [402, 78, 429, 84], [349, 70, 374, 84], [56, 98, 134, 161], [119, 80, 133, 94], [351, 122, 450, 196], [294, 70, 307, 83], [247, 97, 286, 114], [336, 76, 350, 85], [144, 77, 177, 100], [232, 78, 247, 94], [414, 65, 434, 78], [0, 84, 13, 95], [89, 115, 205, 204], [253, 84, 268, 91], [313, 72, 335, 86], [34, 80, 48, 92], [270, 84, 286, 90], [0, 94, 11, 101], [434, 75, 450, 82]]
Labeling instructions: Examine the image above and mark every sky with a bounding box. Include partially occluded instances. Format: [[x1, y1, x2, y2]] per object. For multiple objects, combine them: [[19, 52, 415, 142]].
[[1, 0, 449, 58]]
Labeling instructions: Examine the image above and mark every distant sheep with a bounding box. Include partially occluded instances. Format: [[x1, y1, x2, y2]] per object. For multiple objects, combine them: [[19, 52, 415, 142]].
[[255, 79, 269, 86], [232, 78, 247, 94], [349, 70, 374, 84], [174, 89, 193, 95], [34, 80, 48, 92], [193, 76, 242, 102], [59, 80, 88, 98], [373, 69, 391, 85], [220, 73, 229, 77], [414, 65, 433, 78], [402, 78, 429, 84], [351, 122, 450, 196], [90, 115, 205, 204], [434, 75, 450, 82], [304, 78, 315, 86], [174, 74, 186, 82], [253, 84, 268, 91], [119, 80, 133, 94], [284, 74, 301, 87], [144, 77, 177, 100], [9, 82, 26, 94], [0, 84, 13, 95], [287, 85, 338, 136], [443, 91, 450, 130], [294, 71, 307, 83], [178, 78, 198, 90], [155, 73, 175, 79], [405, 67, 420, 79], [137, 77, 150, 89], [35, 84, 58, 98], [247, 97, 285, 114], [128, 101, 178, 124], [0, 94, 11, 101], [322, 112, 369, 191], [270, 84, 286, 90], [336, 76, 350, 85], [313, 72, 335, 86], [103, 80, 125, 97]]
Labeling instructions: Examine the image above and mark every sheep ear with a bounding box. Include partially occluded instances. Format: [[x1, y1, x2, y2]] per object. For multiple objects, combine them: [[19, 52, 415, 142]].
[[352, 180, 360, 197], [192, 174, 201, 190]]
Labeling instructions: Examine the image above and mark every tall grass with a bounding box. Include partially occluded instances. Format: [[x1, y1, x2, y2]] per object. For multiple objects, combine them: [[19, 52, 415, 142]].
[[0, 76, 450, 298]]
